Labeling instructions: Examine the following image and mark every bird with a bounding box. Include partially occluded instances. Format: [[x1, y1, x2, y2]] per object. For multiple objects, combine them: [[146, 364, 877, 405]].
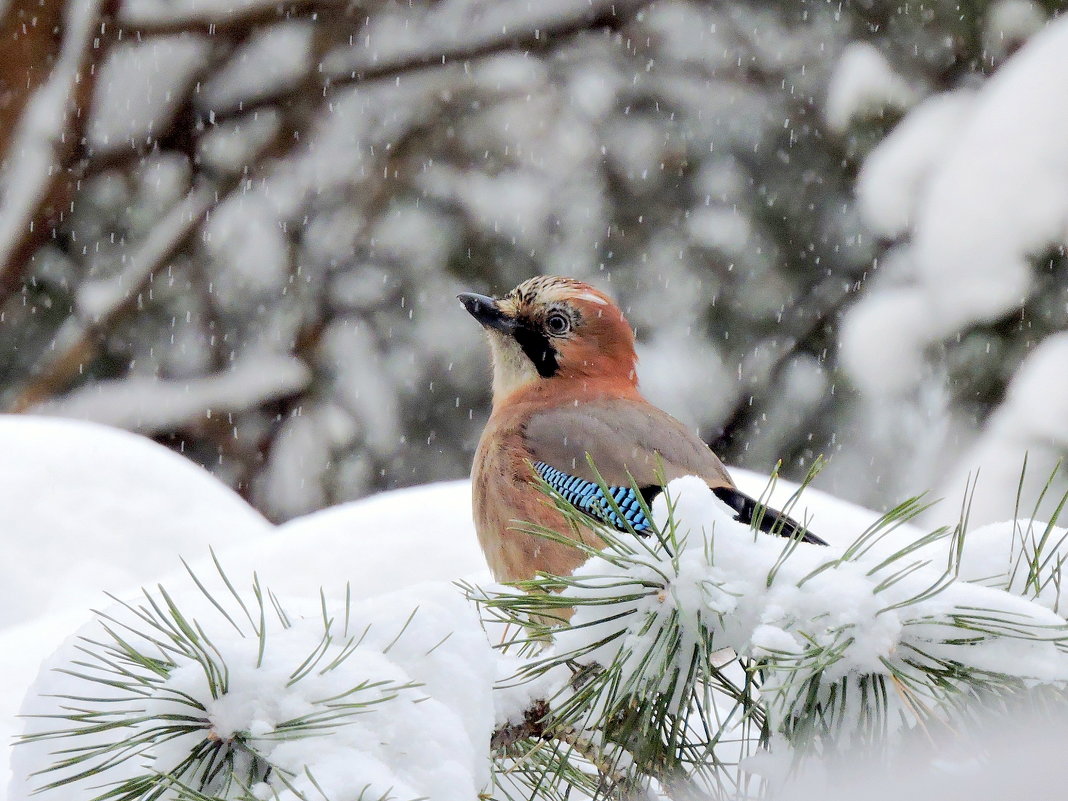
[[459, 275, 826, 584]]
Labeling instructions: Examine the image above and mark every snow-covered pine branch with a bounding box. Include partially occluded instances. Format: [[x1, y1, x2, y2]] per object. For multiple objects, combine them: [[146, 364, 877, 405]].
[[11, 558, 496, 801], [13, 458, 1068, 801], [475, 472, 1068, 799]]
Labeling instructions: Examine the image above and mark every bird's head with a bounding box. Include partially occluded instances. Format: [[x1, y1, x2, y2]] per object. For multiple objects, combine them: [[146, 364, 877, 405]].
[[459, 276, 637, 401]]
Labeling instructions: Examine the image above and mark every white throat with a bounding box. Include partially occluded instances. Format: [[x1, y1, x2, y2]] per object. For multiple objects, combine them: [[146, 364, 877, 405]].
[[487, 332, 540, 402]]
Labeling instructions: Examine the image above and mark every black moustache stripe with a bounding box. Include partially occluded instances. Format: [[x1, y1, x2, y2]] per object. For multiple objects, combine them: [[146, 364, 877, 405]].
[[513, 324, 559, 378]]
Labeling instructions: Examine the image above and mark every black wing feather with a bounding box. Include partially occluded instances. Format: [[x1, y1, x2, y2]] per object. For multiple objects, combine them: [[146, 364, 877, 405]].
[[712, 486, 828, 546]]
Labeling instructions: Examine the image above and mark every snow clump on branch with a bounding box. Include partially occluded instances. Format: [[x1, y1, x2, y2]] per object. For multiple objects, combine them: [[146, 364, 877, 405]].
[[551, 476, 1068, 744]]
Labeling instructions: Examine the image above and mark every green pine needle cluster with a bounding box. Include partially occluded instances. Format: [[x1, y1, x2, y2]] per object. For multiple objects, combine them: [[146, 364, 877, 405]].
[[471, 459, 1068, 801], [19, 554, 410, 801], [18, 459, 1068, 801]]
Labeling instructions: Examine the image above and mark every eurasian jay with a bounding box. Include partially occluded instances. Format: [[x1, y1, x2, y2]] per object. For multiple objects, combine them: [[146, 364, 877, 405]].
[[459, 275, 825, 583]]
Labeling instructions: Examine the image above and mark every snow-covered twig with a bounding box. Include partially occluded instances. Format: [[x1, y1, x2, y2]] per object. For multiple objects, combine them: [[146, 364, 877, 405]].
[[31, 354, 312, 435], [10, 184, 216, 411], [119, 0, 333, 37], [474, 469, 1068, 798], [0, 0, 117, 303], [330, 0, 655, 80], [14, 556, 496, 801]]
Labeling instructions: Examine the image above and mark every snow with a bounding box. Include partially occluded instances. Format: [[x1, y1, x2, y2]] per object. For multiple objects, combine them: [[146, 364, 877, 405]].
[[88, 39, 207, 152], [121, 0, 301, 27], [252, 480, 489, 599], [553, 476, 1068, 746], [855, 91, 976, 240], [687, 206, 753, 253], [0, 416, 271, 630], [202, 192, 293, 312], [197, 110, 282, 172], [0, 417, 491, 799], [926, 333, 1068, 528], [76, 183, 215, 322], [422, 167, 553, 249], [844, 14, 1068, 396], [0, 416, 272, 791], [838, 16, 1068, 524], [984, 0, 1046, 61], [199, 23, 312, 112], [327, 0, 643, 76], [30, 355, 312, 435], [1, 416, 1062, 799], [838, 286, 932, 397], [637, 329, 736, 431], [11, 582, 495, 801], [825, 42, 917, 133]]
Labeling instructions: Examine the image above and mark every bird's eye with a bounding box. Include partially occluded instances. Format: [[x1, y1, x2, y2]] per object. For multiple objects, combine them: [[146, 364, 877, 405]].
[[546, 312, 571, 336]]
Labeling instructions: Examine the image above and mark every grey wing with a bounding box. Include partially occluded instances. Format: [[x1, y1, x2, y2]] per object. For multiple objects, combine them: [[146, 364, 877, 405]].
[[524, 400, 828, 546], [523, 399, 733, 490]]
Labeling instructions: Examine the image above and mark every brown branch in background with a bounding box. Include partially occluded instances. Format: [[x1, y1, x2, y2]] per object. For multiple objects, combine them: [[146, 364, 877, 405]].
[[0, 0, 121, 304], [5, 0, 656, 413], [117, 0, 341, 38], [0, 0, 65, 159], [334, 0, 653, 82], [209, 0, 656, 127]]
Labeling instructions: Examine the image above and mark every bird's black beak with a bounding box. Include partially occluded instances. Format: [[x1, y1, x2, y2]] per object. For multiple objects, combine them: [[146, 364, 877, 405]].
[[457, 292, 516, 333]]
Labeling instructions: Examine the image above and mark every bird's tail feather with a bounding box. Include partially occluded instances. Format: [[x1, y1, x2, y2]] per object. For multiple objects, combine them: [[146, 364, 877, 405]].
[[711, 486, 828, 546]]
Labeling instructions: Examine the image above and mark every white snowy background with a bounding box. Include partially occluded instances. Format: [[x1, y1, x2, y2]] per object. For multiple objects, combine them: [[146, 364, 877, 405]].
[[5, 417, 1068, 800], [4, 0, 1068, 798], [0, 415, 911, 799], [2, 0, 1067, 528]]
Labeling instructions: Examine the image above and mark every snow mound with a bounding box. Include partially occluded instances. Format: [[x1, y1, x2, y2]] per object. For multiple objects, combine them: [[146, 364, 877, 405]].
[[0, 416, 271, 628], [0, 417, 491, 799], [254, 480, 489, 598], [10, 578, 494, 801]]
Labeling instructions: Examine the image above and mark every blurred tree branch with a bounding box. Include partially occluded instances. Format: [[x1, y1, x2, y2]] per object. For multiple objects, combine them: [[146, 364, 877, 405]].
[[4, 0, 655, 415], [0, 0, 64, 159], [5, 0, 924, 518], [118, 0, 343, 38], [204, 0, 655, 127], [0, 0, 120, 303]]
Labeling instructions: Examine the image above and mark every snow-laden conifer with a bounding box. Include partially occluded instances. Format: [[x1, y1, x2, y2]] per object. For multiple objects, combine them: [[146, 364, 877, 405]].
[[474, 465, 1068, 799], [13, 554, 494, 801]]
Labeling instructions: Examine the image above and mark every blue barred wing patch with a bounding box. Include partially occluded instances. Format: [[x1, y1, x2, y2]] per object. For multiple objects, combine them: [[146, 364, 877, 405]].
[[533, 461, 653, 534]]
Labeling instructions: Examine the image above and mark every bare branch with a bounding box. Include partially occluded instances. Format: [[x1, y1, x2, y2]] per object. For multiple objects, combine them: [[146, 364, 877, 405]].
[[328, 0, 654, 82], [0, 0, 65, 159], [0, 0, 120, 305], [490, 699, 551, 751], [117, 0, 338, 38]]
